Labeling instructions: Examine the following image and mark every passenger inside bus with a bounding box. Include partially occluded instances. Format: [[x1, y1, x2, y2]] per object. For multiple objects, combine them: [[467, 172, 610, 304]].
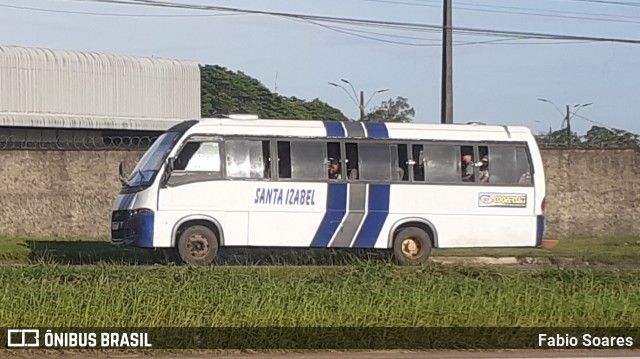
[[328, 158, 342, 180], [479, 155, 489, 184], [461, 154, 475, 182]]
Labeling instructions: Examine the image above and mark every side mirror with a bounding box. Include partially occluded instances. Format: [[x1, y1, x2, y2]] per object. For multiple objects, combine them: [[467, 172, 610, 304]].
[[118, 161, 127, 185], [168, 157, 175, 171]]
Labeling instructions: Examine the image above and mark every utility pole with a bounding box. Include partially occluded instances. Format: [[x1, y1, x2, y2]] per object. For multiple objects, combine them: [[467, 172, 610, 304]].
[[566, 105, 572, 148], [440, 0, 453, 124], [360, 91, 365, 121], [328, 79, 388, 121], [538, 99, 592, 148]]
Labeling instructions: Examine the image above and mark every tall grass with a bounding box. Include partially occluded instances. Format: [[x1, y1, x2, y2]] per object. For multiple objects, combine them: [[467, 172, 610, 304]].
[[1, 264, 638, 327]]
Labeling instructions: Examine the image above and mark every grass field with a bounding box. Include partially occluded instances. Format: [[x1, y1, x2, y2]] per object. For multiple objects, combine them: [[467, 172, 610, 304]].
[[1, 236, 639, 265], [1, 264, 639, 327], [1, 237, 638, 353]]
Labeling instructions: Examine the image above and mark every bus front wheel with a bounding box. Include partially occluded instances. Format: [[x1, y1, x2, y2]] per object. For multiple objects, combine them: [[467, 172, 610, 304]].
[[393, 227, 432, 266], [177, 225, 219, 265]]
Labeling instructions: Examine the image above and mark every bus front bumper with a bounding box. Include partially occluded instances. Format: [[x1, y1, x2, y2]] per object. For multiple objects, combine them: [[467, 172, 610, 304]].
[[111, 210, 155, 248]]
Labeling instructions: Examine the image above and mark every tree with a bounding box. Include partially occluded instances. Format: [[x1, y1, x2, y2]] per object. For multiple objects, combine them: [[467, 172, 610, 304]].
[[582, 126, 640, 148], [200, 65, 348, 121], [363, 96, 415, 123], [536, 125, 640, 148], [536, 128, 580, 147]]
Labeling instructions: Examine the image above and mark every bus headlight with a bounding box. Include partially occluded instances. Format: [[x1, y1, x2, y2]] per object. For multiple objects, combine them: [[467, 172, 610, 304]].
[[131, 208, 153, 216]]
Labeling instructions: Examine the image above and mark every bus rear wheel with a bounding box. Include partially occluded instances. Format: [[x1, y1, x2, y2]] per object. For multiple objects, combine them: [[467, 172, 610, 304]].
[[393, 227, 432, 266], [177, 225, 218, 265]]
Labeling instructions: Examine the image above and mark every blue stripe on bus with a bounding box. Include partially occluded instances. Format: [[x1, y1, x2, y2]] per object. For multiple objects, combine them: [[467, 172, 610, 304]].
[[324, 121, 346, 137], [311, 183, 348, 247], [364, 122, 389, 139], [352, 184, 391, 248], [536, 215, 545, 246]]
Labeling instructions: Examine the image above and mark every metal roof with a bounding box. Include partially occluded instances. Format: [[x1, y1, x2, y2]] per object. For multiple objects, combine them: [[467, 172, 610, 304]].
[[0, 45, 200, 130], [0, 112, 185, 131]]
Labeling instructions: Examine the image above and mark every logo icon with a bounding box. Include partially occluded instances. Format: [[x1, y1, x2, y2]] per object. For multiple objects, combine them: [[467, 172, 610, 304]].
[[7, 329, 40, 347], [478, 194, 493, 204]]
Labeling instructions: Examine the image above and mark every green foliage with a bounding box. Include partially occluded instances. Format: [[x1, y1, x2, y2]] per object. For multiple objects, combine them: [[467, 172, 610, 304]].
[[200, 65, 347, 121], [536, 125, 640, 148], [536, 128, 581, 146], [364, 96, 415, 123], [582, 126, 640, 148]]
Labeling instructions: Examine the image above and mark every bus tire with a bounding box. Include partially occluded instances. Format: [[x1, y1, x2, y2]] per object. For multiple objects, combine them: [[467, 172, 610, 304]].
[[177, 225, 218, 265], [393, 227, 432, 266]]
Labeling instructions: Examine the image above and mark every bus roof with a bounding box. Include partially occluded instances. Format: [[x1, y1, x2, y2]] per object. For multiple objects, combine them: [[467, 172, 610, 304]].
[[186, 118, 535, 142]]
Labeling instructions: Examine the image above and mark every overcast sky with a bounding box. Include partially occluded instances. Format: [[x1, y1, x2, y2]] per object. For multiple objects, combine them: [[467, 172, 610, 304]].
[[1, 0, 639, 135]]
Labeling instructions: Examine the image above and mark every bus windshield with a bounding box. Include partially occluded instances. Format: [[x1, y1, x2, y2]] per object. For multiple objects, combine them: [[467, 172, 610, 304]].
[[124, 131, 182, 188]]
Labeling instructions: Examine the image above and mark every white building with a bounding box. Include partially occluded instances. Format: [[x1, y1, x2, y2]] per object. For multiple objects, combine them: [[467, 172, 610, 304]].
[[0, 45, 198, 138]]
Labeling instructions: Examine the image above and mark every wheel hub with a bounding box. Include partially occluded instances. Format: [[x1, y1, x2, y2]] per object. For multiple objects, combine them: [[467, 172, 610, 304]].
[[185, 233, 209, 259], [401, 238, 422, 257]]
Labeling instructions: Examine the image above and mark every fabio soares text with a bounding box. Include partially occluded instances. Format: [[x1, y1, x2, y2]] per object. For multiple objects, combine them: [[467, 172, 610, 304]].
[[539, 333, 634, 348]]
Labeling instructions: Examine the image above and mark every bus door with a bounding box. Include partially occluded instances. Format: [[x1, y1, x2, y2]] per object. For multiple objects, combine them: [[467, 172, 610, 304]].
[[158, 136, 247, 245]]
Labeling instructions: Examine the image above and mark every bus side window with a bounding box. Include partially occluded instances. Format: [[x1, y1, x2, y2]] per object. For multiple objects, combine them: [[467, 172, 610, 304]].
[[516, 147, 533, 185], [277, 141, 291, 179], [412, 144, 425, 182], [397, 144, 409, 182], [174, 142, 201, 171], [326, 142, 342, 180], [278, 141, 326, 180], [424, 144, 460, 183], [225, 140, 267, 179], [479, 145, 489, 184], [262, 140, 271, 179], [460, 145, 475, 182], [345, 143, 359, 180], [174, 141, 221, 174], [488, 146, 533, 185], [359, 143, 393, 181]]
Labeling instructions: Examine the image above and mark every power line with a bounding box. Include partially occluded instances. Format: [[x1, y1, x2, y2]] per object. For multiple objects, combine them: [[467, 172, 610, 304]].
[[558, 0, 640, 7], [300, 21, 442, 42], [66, 0, 640, 44], [291, 18, 594, 46], [452, 1, 640, 20], [297, 19, 442, 46], [356, 0, 640, 25], [0, 2, 241, 17], [410, 0, 640, 6], [450, 4, 640, 25], [573, 113, 613, 128]]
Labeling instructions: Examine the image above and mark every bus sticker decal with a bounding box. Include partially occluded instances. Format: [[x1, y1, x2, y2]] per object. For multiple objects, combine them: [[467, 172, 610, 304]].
[[478, 193, 527, 207]]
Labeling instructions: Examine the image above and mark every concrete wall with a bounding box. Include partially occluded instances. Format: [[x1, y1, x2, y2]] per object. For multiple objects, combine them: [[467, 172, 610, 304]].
[[541, 149, 640, 239], [0, 149, 638, 240], [0, 151, 143, 239]]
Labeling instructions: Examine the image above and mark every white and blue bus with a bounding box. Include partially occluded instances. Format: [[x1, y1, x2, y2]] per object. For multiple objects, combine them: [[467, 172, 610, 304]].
[[111, 116, 546, 265]]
